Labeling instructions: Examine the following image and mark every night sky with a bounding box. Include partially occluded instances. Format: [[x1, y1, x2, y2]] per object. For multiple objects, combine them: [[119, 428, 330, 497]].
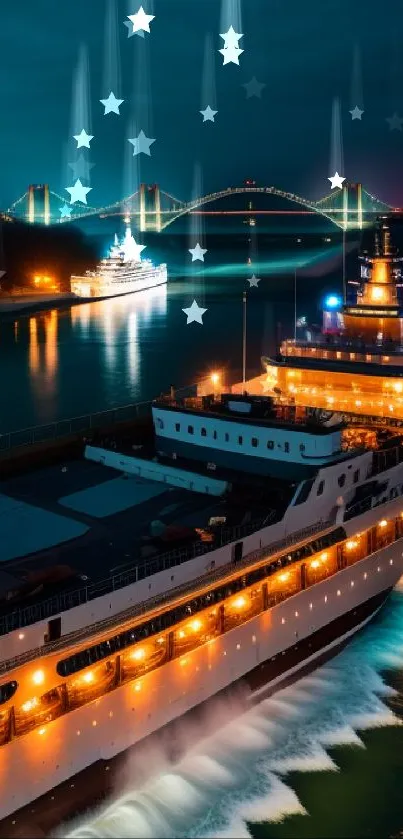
[[2, 0, 403, 212]]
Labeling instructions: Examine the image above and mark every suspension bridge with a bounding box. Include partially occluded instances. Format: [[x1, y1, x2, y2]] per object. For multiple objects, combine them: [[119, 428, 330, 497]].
[[6, 182, 397, 232]]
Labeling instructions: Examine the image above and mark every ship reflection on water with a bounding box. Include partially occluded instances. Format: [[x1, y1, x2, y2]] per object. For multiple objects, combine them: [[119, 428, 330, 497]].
[[14, 285, 168, 426]]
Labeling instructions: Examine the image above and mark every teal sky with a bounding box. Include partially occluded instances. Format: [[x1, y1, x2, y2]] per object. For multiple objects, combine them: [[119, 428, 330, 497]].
[[2, 0, 403, 211]]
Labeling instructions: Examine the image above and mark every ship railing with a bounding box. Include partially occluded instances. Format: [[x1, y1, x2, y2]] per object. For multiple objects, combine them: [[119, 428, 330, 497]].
[[0, 383, 202, 452], [0, 515, 275, 639], [0, 519, 334, 669], [281, 337, 403, 356]]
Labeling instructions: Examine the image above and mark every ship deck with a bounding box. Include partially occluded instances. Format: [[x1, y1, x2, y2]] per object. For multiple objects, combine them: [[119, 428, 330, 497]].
[[0, 451, 290, 620], [0, 458, 224, 594]]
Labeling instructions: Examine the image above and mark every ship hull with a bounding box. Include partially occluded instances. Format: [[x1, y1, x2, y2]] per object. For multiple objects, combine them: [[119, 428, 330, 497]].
[[71, 270, 167, 300], [0, 545, 401, 837]]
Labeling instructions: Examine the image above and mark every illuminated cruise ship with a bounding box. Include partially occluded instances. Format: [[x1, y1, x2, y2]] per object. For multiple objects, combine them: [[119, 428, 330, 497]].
[[3, 218, 403, 834], [260, 216, 403, 422], [70, 227, 167, 299]]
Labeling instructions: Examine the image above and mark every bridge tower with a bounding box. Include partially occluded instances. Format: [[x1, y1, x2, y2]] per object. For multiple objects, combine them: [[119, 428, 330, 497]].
[[139, 183, 161, 232], [341, 182, 363, 230], [27, 185, 50, 225]]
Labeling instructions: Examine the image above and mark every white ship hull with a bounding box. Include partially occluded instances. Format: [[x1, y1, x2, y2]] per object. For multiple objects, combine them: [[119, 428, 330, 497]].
[[0, 513, 402, 830], [71, 266, 167, 300]]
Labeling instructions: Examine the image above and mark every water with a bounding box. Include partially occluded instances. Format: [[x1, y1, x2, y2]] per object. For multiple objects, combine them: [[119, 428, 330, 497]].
[[64, 583, 403, 839], [0, 232, 344, 433]]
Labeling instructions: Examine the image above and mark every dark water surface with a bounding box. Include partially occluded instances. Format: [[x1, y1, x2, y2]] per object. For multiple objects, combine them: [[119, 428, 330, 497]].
[[0, 230, 344, 433]]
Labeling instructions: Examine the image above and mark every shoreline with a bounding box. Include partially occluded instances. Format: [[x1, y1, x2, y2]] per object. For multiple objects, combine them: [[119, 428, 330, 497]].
[[0, 294, 77, 320]]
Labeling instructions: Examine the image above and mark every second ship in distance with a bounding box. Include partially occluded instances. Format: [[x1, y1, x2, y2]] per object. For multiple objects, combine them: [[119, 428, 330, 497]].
[[70, 226, 167, 300]]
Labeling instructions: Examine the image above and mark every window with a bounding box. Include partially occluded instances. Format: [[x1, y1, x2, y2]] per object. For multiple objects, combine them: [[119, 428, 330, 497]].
[[317, 480, 324, 496], [0, 680, 18, 705], [238, 436, 243, 445], [284, 442, 290, 453], [338, 474, 346, 488], [225, 433, 229, 442], [201, 428, 207, 437], [267, 440, 274, 450], [299, 444, 305, 452], [156, 418, 164, 430], [213, 430, 217, 440], [251, 437, 258, 448], [175, 423, 180, 432], [188, 425, 194, 435], [353, 469, 360, 483]]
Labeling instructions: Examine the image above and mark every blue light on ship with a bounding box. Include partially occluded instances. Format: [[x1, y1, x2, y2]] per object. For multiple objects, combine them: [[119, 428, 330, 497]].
[[324, 294, 342, 310]]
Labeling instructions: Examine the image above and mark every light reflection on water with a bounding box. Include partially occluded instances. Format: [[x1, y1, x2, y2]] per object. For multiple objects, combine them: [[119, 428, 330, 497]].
[[0, 239, 342, 432], [0, 285, 169, 431]]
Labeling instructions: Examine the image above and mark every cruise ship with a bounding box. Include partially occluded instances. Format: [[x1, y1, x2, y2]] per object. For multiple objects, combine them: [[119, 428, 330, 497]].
[[2, 217, 403, 835], [70, 227, 167, 299]]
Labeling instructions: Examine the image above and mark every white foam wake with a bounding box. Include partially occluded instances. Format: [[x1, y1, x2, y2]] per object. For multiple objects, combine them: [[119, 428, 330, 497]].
[[65, 587, 403, 839]]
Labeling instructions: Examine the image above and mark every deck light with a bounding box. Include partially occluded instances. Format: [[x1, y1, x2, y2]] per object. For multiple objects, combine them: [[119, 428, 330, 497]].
[[32, 669, 45, 686], [232, 596, 247, 609]]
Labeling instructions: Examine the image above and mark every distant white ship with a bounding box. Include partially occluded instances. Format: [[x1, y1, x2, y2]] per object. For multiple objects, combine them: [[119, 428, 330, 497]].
[[70, 227, 167, 299]]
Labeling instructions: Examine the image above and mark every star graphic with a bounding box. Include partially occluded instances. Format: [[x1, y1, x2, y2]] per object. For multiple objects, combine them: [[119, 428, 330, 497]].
[[182, 300, 207, 325], [65, 179, 92, 204], [189, 243, 207, 262], [68, 154, 95, 181], [200, 106, 217, 122], [100, 92, 124, 115], [59, 204, 73, 218], [220, 25, 243, 48], [73, 129, 94, 149], [242, 77, 266, 98], [124, 237, 146, 261], [219, 45, 244, 66], [128, 130, 156, 156], [124, 19, 145, 38], [349, 105, 364, 120], [247, 274, 260, 287], [127, 6, 155, 33], [386, 112, 403, 131], [328, 172, 345, 190]]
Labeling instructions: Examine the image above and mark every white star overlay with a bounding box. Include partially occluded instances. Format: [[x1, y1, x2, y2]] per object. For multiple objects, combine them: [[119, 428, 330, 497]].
[[189, 243, 208, 262], [386, 112, 403, 131], [128, 130, 156, 156], [65, 179, 92, 204], [124, 19, 145, 38], [59, 204, 73, 218], [220, 26, 243, 47], [182, 300, 207, 325], [247, 274, 260, 287], [242, 77, 266, 98], [349, 105, 364, 120], [200, 106, 217, 122], [328, 172, 345, 190], [100, 92, 124, 115], [73, 129, 94, 149], [68, 154, 95, 180], [127, 6, 155, 33], [219, 44, 244, 66]]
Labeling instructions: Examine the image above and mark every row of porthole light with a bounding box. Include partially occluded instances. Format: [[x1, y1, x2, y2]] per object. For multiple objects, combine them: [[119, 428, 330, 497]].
[[17, 542, 395, 694], [35, 557, 395, 738]]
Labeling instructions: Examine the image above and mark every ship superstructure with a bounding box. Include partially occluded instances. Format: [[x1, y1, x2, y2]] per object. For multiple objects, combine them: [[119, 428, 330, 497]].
[[4, 218, 403, 832], [70, 227, 167, 299], [259, 217, 403, 421]]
